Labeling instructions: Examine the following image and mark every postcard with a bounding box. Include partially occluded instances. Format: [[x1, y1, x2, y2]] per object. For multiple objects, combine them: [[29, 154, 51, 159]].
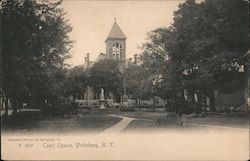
[[1, 0, 249, 160]]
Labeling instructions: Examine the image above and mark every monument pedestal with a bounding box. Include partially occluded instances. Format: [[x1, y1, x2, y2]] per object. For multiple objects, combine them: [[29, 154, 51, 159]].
[[99, 100, 106, 109], [99, 88, 106, 109]]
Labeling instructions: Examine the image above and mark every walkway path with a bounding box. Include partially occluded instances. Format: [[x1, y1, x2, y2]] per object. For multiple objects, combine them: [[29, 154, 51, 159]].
[[183, 122, 249, 131], [182, 114, 249, 131], [101, 114, 153, 133], [101, 115, 135, 133]]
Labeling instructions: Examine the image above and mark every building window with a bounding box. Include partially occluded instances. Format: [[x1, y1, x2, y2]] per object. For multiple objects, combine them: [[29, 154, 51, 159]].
[[112, 42, 122, 59]]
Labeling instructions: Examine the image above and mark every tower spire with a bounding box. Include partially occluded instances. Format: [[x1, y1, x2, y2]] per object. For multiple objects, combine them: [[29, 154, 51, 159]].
[[105, 19, 126, 42]]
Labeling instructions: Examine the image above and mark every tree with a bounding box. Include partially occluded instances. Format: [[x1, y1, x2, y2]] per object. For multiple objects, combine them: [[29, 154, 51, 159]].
[[2, 0, 72, 118], [135, 0, 249, 113], [135, 28, 176, 111], [125, 63, 152, 110], [88, 59, 122, 98], [64, 66, 88, 102], [168, 0, 249, 111]]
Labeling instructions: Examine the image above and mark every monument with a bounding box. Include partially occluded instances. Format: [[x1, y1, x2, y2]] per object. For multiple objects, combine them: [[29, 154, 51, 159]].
[[99, 88, 106, 109]]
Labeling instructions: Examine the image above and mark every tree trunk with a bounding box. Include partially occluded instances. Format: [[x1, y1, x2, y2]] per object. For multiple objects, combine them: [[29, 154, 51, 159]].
[[1, 95, 4, 110], [19, 101, 22, 113], [197, 93, 202, 114], [164, 98, 167, 112], [139, 98, 141, 111], [5, 105, 8, 119], [13, 99, 17, 115], [204, 95, 207, 112], [173, 89, 177, 113], [209, 91, 216, 112], [4, 97, 9, 120], [153, 96, 156, 112]]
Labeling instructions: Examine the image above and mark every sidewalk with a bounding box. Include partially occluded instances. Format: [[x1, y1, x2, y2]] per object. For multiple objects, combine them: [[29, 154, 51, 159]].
[[183, 114, 249, 130], [101, 115, 135, 133]]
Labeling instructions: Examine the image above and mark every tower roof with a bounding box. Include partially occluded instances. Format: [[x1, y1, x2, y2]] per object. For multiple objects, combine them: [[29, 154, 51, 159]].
[[106, 20, 126, 42]]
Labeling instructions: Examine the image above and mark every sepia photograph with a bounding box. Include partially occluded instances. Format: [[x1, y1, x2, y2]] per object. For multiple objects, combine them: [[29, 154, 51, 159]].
[[1, 0, 250, 160]]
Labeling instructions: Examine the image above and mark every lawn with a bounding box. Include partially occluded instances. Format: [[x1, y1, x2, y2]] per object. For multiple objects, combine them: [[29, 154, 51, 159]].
[[76, 112, 122, 133], [123, 120, 156, 132], [2, 108, 248, 134], [122, 112, 184, 132], [1, 111, 44, 132], [1, 108, 122, 134], [119, 110, 250, 132], [118, 111, 168, 120]]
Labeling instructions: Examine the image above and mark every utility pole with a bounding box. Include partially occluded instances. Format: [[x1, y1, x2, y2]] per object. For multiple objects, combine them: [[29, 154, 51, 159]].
[[85, 53, 90, 105], [122, 62, 128, 108]]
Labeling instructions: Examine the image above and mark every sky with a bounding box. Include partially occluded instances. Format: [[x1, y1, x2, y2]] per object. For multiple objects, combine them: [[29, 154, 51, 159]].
[[62, 0, 182, 66]]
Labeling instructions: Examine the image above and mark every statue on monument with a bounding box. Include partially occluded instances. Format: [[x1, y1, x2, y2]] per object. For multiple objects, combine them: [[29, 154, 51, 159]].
[[99, 88, 106, 109], [100, 88, 104, 100]]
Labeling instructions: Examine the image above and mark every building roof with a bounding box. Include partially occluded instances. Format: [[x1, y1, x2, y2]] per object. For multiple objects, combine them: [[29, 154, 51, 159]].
[[105, 21, 126, 42]]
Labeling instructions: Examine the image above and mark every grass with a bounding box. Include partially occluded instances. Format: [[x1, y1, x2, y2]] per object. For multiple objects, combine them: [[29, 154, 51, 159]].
[[123, 112, 184, 132], [120, 110, 250, 132], [124, 120, 184, 132], [123, 120, 156, 132], [1, 108, 122, 133], [118, 111, 168, 120], [2, 107, 248, 133], [77, 115, 122, 132], [1, 111, 44, 131]]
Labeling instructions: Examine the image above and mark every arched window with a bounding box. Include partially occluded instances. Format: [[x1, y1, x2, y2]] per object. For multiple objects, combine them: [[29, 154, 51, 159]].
[[112, 42, 122, 59]]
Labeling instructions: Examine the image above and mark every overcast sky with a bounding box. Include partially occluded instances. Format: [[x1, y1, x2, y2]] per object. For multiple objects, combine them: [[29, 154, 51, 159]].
[[62, 0, 182, 66]]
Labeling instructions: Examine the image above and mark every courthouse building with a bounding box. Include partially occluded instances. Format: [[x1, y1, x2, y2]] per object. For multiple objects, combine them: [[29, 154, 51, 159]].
[[81, 20, 128, 103]]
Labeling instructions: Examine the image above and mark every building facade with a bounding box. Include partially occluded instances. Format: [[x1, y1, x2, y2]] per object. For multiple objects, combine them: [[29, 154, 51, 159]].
[[82, 20, 127, 104], [105, 19, 127, 73]]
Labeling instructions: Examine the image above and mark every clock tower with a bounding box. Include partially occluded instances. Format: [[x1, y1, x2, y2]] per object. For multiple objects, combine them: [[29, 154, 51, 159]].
[[105, 19, 127, 73]]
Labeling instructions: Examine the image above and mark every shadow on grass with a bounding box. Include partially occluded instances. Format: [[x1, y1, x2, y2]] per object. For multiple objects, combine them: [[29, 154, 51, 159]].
[[115, 112, 184, 133], [1, 111, 44, 131], [76, 108, 122, 132], [118, 111, 168, 120], [1, 109, 123, 133]]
